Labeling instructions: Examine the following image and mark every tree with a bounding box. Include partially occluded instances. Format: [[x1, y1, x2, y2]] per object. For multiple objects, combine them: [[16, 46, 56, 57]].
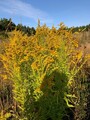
[[0, 18, 16, 31]]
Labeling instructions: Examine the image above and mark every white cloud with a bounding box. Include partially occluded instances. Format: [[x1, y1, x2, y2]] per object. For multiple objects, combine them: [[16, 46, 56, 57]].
[[0, 0, 53, 24]]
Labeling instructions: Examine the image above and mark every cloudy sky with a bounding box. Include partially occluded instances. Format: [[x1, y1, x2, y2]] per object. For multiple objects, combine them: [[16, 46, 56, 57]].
[[0, 0, 90, 28]]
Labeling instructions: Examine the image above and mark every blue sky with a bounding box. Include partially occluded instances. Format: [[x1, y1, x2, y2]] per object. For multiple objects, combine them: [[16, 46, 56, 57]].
[[0, 0, 90, 28]]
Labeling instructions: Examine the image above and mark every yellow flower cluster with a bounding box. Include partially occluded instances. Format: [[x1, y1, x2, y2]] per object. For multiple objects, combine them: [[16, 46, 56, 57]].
[[0, 23, 88, 119]]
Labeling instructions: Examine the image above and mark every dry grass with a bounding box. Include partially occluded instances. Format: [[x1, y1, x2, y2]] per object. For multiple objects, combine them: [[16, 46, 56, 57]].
[[79, 30, 90, 44]]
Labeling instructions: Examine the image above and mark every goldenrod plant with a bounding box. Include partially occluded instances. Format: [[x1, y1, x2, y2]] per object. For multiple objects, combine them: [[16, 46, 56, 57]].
[[0, 23, 89, 120]]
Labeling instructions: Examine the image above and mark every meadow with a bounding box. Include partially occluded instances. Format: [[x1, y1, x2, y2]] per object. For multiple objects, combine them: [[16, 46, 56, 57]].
[[0, 22, 90, 120]]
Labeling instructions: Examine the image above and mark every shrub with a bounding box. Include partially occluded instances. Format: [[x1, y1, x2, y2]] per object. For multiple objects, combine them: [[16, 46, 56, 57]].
[[0, 23, 88, 120]]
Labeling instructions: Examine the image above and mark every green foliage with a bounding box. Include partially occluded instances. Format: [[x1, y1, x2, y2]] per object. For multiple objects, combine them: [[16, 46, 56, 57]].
[[0, 18, 36, 40], [16, 24, 36, 36], [0, 18, 16, 31], [68, 24, 90, 33]]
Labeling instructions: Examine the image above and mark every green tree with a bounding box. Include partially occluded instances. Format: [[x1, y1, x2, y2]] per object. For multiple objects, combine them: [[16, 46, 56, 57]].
[[0, 18, 16, 31]]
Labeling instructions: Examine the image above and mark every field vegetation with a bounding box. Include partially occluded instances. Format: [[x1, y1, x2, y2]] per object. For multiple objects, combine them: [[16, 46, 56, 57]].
[[0, 18, 90, 120]]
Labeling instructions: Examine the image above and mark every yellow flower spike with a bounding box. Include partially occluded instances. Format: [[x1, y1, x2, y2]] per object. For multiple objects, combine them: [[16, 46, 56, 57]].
[[31, 61, 38, 70], [34, 87, 41, 93], [77, 51, 83, 60], [3, 74, 8, 80], [85, 54, 90, 59]]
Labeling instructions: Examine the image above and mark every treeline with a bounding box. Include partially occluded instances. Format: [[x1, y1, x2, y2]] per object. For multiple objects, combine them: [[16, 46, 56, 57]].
[[0, 18, 36, 36], [69, 24, 90, 33], [1, 18, 90, 34]]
